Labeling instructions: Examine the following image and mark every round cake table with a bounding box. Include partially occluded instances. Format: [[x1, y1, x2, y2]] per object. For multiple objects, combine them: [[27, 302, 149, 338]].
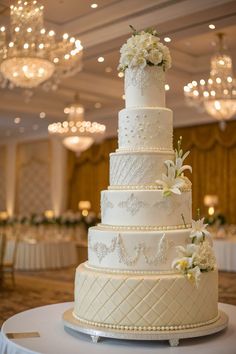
[[5, 239, 77, 270], [0, 302, 235, 354]]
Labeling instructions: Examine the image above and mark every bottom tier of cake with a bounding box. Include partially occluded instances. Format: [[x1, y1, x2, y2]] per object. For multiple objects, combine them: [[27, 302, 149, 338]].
[[74, 263, 218, 331]]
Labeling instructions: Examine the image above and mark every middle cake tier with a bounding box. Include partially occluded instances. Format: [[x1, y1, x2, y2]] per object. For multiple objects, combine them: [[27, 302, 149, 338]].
[[110, 150, 174, 187], [88, 227, 191, 271], [101, 190, 192, 227]]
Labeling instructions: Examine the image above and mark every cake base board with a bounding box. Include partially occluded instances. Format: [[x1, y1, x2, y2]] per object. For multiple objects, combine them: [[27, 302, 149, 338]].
[[62, 308, 228, 347]]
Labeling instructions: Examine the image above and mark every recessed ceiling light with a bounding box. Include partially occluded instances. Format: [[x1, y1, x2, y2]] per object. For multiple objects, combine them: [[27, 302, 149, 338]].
[[209, 24, 215, 30], [33, 124, 39, 130], [19, 127, 25, 133], [91, 3, 98, 8], [118, 72, 124, 78], [95, 102, 102, 109], [39, 111, 46, 119], [122, 94, 125, 100], [105, 66, 112, 73], [165, 84, 170, 91], [97, 56, 104, 63], [164, 37, 171, 43], [14, 117, 21, 124]]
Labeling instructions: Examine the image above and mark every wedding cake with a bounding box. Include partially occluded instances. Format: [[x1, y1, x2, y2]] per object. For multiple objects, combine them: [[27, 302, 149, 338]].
[[73, 28, 219, 332]]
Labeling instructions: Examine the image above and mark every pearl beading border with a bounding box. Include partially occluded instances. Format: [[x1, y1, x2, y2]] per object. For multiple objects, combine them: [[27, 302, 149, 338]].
[[97, 223, 192, 231], [116, 148, 173, 153], [108, 185, 191, 191], [85, 262, 177, 275], [72, 311, 220, 332]]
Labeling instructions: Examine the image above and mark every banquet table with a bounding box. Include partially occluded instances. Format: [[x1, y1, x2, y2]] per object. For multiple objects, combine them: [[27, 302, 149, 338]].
[[4, 238, 77, 271], [0, 302, 235, 354], [213, 237, 236, 272]]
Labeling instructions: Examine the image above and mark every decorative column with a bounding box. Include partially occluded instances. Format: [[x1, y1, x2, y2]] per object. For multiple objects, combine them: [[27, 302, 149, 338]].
[[50, 137, 68, 217], [5, 142, 17, 217]]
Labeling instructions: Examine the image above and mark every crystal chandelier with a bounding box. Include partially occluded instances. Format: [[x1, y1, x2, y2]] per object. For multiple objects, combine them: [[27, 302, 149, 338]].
[[0, 0, 83, 89], [48, 94, 106, 153], [184, 33, 236, 126]]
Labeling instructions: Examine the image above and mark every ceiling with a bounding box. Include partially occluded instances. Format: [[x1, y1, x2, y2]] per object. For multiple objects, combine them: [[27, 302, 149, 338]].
[[0, 0, 236, 143]]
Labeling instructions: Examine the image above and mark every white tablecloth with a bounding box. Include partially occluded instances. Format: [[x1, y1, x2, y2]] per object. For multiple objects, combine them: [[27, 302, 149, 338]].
[[5, 239, 77, 270], [213, 238, 236, 272], [0, 302, 235, 354]]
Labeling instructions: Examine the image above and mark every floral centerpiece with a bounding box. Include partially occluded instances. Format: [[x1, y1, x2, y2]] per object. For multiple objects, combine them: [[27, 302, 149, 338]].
[[118, 26, 171, 72], [0, 211, 100, 229]]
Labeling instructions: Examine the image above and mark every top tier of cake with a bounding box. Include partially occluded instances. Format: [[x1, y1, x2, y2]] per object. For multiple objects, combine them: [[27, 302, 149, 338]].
[[125, 66, 165, 108]]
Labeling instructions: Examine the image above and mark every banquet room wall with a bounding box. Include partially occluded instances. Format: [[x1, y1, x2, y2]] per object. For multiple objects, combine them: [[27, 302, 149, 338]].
[[68, 120, 236, 224], [0, 138, 68, 217]]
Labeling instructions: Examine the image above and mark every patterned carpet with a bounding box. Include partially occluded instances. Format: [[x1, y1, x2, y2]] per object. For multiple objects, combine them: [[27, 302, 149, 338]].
[[0, 267, 235, 327]]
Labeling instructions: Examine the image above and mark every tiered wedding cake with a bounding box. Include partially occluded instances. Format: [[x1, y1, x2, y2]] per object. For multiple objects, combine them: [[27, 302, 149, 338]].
[[73, 28, 219, 332]]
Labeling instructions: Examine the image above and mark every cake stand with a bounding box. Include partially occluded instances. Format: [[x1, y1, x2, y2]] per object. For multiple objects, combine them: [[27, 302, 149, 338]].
[[63, 308, 228, 347]]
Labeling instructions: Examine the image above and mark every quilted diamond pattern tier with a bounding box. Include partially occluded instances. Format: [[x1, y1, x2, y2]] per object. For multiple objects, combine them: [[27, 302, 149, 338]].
[[74, 264, 218, 328]]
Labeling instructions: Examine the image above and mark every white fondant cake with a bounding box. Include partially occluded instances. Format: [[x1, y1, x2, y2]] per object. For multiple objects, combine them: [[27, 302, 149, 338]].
[[73, 29, 218, 333]]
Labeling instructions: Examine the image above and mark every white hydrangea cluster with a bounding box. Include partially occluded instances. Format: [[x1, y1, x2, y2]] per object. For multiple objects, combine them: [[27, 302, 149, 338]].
[[118, 29, 171, 72], [172, 219, 216, 286], [194, 240, 216, 271]]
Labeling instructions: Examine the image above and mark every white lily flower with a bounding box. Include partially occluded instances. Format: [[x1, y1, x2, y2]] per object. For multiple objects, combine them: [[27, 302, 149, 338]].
[[175, 150, 192, 176], [165, 150, 192, 178], [156, 165, 185, 197], [176, 243, 199, 258], [190, 218, 211, 243], [172, 256, 193, 272], [186, 266, 201, 286]]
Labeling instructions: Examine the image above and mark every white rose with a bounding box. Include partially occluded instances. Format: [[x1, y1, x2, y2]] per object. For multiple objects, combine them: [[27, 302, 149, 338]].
[[130, 54, 146, 69], [148, 49, 163, 65]]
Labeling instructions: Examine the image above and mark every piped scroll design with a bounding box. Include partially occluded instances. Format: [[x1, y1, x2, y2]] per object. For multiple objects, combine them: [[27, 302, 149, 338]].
[[118, 193, 147, 216], [89, 233, 171, 266]]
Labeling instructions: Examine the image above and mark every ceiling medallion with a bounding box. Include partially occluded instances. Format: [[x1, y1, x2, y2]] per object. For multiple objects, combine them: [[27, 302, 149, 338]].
[[0, 0, 83, 90], [48, 93, 106, 154], [184, 33, 236, 129]]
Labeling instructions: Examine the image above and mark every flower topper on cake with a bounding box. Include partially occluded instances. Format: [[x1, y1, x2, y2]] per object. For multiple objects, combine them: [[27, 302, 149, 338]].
[[118, 26, 172, 72], [172, 211, 216, 286], [156, 136, 192, 197]]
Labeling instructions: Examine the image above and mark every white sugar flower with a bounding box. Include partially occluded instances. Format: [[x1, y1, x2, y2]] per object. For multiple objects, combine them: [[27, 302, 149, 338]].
[[186, 266, 201, 286], [193, 240, 216, 271], [175, 150, 192, 176], [118, 27, 171, 72], [172, 256, 193, 272], [190, 218, 211, 243], [147, 49, 163, 65], [176, 243, 199, 258], [165, 149, 192, 178], [156, 165, 185, 197]]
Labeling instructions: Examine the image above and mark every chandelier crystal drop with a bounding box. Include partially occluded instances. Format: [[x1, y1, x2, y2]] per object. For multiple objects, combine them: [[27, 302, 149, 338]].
[[48, 94, 106, 153], [184, 33, 236, 123], [0, 0, 83, 89]]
